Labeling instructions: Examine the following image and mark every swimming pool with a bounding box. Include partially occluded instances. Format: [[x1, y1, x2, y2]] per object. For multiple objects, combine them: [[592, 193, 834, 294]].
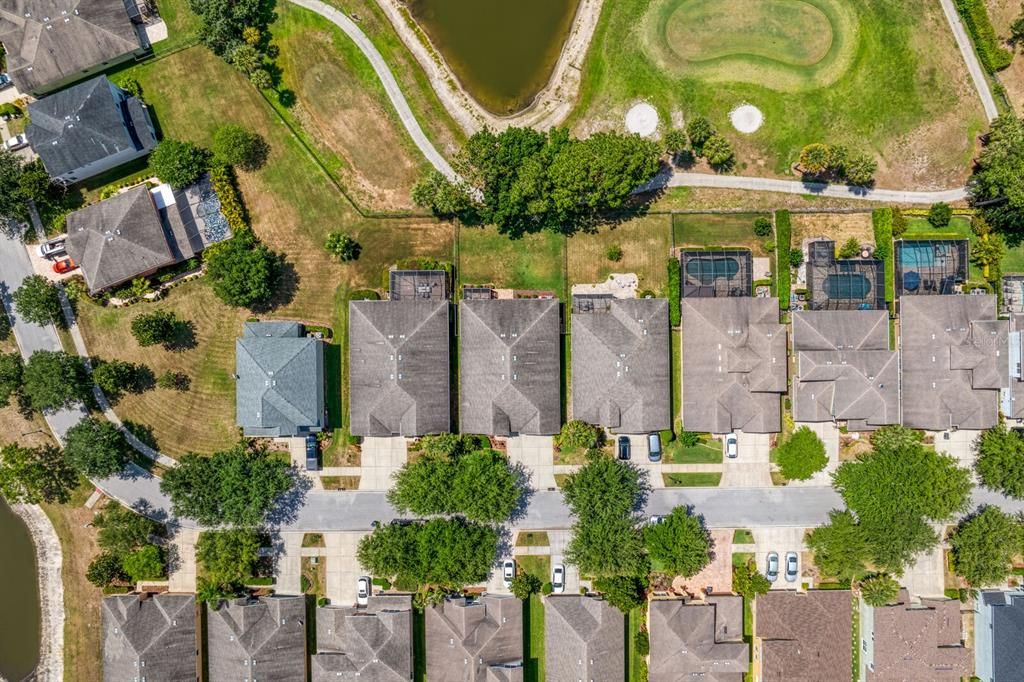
[[899, 242, 950, 268], [824, 273, 871, 300], [685, 257, 739, 285]]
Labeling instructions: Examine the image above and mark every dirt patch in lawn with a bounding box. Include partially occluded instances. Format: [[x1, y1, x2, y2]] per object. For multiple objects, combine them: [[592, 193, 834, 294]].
[[567, 214, 672, 294], [790, 213, 875, 248]]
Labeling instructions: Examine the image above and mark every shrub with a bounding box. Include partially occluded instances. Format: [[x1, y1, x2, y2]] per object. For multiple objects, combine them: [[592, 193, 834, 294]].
[[799, 143, 834, 175], [635, 630, 650, 656], [954, 0, 1014, 73], [679, 431, 701, 447], [753, 216, 772, 237], [686, 115, 715, 150], [928, 202, 953, 228], [789, 248, 804, 268], [157, 371, 191, 391], [838, 237, 861, 259], [87, 552, 127, 587], [209, 164, 248, 232], [872, 209, 894, 304], [892, 209, 908, 237], [541, 581, 554, 595], [663, 129, 687, 153], [131, 311, 180, 347], [593, 575, 645, 613], [122, 544, 165, 582], [667, 258, 680, 326], [150, 139, 210, 189], [324, 232, 361, 262], [211, 124, 268, 171], [775, 211, 792, 309], [606, 244, 623, 262], [556, 420, 601, 451], [509, 573, 542, 600]]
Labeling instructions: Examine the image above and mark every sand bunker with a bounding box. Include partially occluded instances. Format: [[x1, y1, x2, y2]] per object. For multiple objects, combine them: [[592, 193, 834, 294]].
[[730, 104, 764, 133], [625, 102, 659, 137]]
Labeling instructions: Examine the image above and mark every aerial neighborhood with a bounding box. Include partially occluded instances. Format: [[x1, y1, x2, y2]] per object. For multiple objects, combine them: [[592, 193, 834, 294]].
[[2, 0, 1024, 680]]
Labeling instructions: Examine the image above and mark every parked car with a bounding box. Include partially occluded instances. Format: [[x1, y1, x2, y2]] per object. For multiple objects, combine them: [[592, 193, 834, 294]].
[[356, 576, 371, 606], [617, 435, 631, 460], [0, 73, 11, 89], [551, 564, 565, 593], [765, 552, 779, 583], [502, 559, 516, 588], [785, 552, 798, 583], [53, 257, 77, 274], [726, 432, 738, 458], [37, 237, 66, 259], [648, 515, 665, 525], [4, 134, 28, 151], [647, 432, 662, 462], [305, 434, 319, 471]]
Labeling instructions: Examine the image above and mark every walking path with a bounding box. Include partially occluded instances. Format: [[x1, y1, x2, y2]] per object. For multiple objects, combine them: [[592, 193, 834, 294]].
[[938, 0, 1000, 121]]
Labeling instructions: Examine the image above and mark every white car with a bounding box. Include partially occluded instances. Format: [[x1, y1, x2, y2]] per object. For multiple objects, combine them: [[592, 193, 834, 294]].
[[3, 134, 28, 151], [502, 560, 516, 588], [765, 552, 779, 583], [356, 576, 371, 606], [726, 433, 739, 458], [551, 564, 565, 593], [37, 237, 66, 259], [648, 515, 665, 525]]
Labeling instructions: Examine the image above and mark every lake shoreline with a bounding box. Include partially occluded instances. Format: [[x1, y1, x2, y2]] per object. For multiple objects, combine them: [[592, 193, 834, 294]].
[[9, 504, 64, 682], [375, 0, 603, 133]]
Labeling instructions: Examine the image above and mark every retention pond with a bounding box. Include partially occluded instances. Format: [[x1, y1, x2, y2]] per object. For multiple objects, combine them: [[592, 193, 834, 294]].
[[0, 497, 41, 681]]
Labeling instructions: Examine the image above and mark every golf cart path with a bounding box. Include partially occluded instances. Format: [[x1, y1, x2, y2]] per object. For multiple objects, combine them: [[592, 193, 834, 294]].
[[938, 0, 1000, 122]]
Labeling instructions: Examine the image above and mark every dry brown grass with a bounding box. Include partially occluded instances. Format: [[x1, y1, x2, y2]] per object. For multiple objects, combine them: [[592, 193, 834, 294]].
[[987, 0, 1024, 116], [567, 214, 672, 294], [790, 213, 876, 249]]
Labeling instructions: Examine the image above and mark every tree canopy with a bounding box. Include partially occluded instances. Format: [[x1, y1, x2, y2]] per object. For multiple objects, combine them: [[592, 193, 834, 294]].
[[204, 232, 282, 309], [63, 417, 132, 478], [196, 528, 262, 589], [324, 232, 361, 262], [94, 503, 162, 555], [159, 443, 293, 526], [975, 424, 1024, 498], [0, 442, 77, 504], [968, 114, 1024, 234], [130, 310, 182, 347], [149, 139, 211, 189], [773, 426, 828, 481], [860, 574, 900, 607], [212, 124, 268, 171], [949, 505, 1024, 587], [644, 506, 712, 577], [0, 351, 23, 408], [806, 509, 872, 582], [592, 575, 646, 613], [22, 350, 90, 412], [12, 275, 62, 326], [555, 420, 602, 451], [122, 545, 166, 582]]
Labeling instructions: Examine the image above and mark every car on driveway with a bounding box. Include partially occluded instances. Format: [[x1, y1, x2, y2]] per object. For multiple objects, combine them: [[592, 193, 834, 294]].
[[726, 432, 738, 458], [551, 564, 565, 593], [647, 433, 662, 462], [502, 559, 516, 588], [3, 133, 27, 151], [37, 237, 66, 259], [356, 576, 371, 606], [648, 515, 665, 525], [0, 73, 12, 90], [617, 436, 631, 460], [765, 552, 779, 583], [785, 552, 798, 583], [53, 257, 77, 274]]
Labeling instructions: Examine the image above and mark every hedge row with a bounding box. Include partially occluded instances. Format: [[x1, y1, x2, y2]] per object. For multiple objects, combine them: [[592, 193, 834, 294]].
[[210, 164, 249, 234], [667, 257, 680, 326], [872, 208, 895, 304], [775, 211, 792, 310], [954, 0, 1013, 73]]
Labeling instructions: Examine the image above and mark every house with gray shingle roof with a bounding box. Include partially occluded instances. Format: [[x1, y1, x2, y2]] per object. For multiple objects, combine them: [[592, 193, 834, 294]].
[[757, 590, 852, 682], [206, 596, 307, 682], [102, 593, 198, 682], [0, 0, 147, 96], [571, 297, 671, 433], [649, 597, 748, 682], [974, 590, 1024, 682], [861, 589, 972, 681], [544, 595, 624, 682], [26, 75, 157, 183], [791, 310, 898, 430], [900, 295, 1007, 431], [681, 298, 786, 434], [349, 300, 450, 437], [459, 299, 560, 436], [236, 320, 325, 437], [425, 594, 523, 681], [312, 595, 413, 682]]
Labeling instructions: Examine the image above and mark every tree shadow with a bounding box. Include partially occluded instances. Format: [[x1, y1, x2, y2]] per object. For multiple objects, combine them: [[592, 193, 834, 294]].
[[264, 468, 313, 527], [122, 419, 160, 452], [254, 257, 299, 314], [164, 319, 197, 352], [508, 461, 536, 525]]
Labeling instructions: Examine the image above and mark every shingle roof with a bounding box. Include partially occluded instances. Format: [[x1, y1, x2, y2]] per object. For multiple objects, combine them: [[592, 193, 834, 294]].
[[979, 590, 1024, 681], [681, 298, 786, 433], [1004, 314, 1024, 419], [26, 75, 156, 178], [206, 596, 307, 682], [102, 593, 197, 682], [792, 310, 898, 427], [757, 590, 852, 682], [65, 185, 176, 293], [312, 596, 413, 682], [0, 0, 142, 94], [236, 321, 325, 437], [459, 299, 561, 436], [425, 594, 523, 682], [867, 590, 972, 681], [900, 296, 1007, 430], [649, 597, 748, 682], [571, 298, 671, 433], [349, 301, 450, 437], [544, 595, 624, 682]]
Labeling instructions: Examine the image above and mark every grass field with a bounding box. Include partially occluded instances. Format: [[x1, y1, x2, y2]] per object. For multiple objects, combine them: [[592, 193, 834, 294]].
[[663, 472, 723, 486], [567, 214, 672, 294], [626, 606, 646, 682], [665, 439, 722, 464], [672, 213, 771, 255], [459, 227, 566, 294], [569, 0, 987, 188], [517, 556, 550, 682]]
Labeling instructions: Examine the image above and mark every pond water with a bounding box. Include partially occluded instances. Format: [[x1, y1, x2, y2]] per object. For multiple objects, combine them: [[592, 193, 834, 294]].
[[0, 498, 41, 682], [407, 0, 580, 115]]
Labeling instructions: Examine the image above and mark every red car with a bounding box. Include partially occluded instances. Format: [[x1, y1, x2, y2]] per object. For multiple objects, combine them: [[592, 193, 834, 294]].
[[53, 258, 77, 274]]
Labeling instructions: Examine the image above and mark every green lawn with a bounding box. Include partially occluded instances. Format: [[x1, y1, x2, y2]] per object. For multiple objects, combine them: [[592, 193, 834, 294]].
[[665, 439, 722, 464], [413, 608, 427, 682], [733, 529, 754, 544], [626, 606, 646, 682], [663, 472, 722, 487], [516, 532, 551, 547], [523, 594, 545, 682], [459, 227, 566, 294], [672, 213, 770, 256], [517, 555, 551, 583], [732, 551, 754, 568]]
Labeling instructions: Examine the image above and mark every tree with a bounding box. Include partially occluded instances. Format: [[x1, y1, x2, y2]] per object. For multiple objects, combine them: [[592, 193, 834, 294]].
[[702, 135, 734, 168], [686, 116, 715, 150], [592, 575, 645, 613], [92, 359, 149, 399], [753, 217, 772, 237], [22, 350, 89, 411], [789, 248, 804, 267], [63, 417, 131, 478], [664, 129, 687, 153], [806, 510, 871, 582], [838, 237, 862, 259], [0, 351, 23, 407], [412, 169, 474, 219], [122, 544, 165, 582], [566, 512, 649, 577], [842, 152, 877, 186], [188, 0, 273, 56], [131, 310, 181, 347], [94, 503, 161, 555], [0, 443, 77, 504], [799, 143, 833, 175], [160, 443, 294, 526], [229, 43, 262, 74], [928, 202, 952, 228], [733, 559, 771, 599], [562, 454, 646, 521], [644, 506, 712, 577], [968, 115, 1024, 234], [774, 426, 828, 481], [859, 574, 900, 606], [87, 552, 127, 587], [196, 528, 262, 587], [324, 232, 361, 262], [0, 148, 29, 223], [892, 208, 909, 237], [249, 68, 273, 90], [212, 124, 268, 171], [509, 573, 542, 600], [157, 371, 191, 391], [12, 274, 62, 325], [949, 505, 1024, 587], [204, 232, 281, 308], [150, 139, 210, 189], [555, 420, 601, 451], [606, 244, 623, 262], [975, 424, 1024, 498]]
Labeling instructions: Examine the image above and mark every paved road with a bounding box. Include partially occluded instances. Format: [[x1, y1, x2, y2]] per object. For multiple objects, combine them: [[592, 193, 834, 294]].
[[938, 0, 1000, 122], [285, 0, 458, 182]]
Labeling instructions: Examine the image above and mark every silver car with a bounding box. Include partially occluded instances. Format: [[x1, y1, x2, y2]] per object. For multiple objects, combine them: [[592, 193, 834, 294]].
[[785, 552, 799, 583], [765, 552, 779, 583], [37, 237, 66, 259], [551, 564, 565, 593], [726, 433, 738, 458], [356, 576, 371, 606], [502, 560, 516, 588]]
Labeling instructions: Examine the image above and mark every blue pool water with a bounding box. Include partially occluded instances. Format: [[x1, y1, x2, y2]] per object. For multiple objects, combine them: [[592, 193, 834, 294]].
[[900, 243, 948, 267]]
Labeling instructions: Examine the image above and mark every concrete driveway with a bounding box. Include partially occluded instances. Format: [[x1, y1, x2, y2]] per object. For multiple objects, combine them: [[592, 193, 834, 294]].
[[324, 531, 371, 605], [934, 429, 980, 470], [753, 527, 807, 590], [902, 529, 947, 600], [506, 435, 555, 489], [357, 437, 407, 490], [722, 431, 772, 487]]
